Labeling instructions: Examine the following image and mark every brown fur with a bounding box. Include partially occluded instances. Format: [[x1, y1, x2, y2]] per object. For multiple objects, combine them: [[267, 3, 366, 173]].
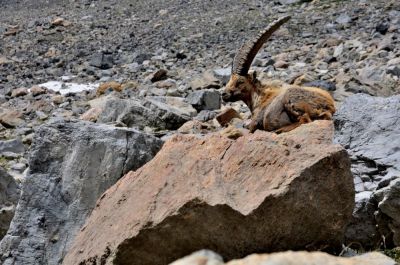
[[221, 73, 336, 133]]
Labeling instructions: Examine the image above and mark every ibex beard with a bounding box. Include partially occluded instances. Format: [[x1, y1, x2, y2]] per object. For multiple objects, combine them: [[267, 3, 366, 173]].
[[222, 16, 335, 133]]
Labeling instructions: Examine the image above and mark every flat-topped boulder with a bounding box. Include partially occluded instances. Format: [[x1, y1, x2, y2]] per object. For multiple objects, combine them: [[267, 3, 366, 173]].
[[64, 121, 354, 265]]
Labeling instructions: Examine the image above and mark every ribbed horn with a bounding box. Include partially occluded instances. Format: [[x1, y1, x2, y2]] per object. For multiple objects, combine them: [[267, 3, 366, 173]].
[[232, 16, 291, 76]]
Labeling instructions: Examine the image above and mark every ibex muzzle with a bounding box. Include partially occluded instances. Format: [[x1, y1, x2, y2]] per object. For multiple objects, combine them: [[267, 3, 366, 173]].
[[222, 16, 335, 133]]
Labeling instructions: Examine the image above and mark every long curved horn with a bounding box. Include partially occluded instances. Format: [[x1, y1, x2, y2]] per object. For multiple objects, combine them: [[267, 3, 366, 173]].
[[232, 16, 291, 76]]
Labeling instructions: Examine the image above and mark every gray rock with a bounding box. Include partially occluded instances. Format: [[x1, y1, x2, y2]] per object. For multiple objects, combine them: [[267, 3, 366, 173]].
[[213, 68, 231, 85], [0, 120, 163, 265], [303, 80, 336, 92], [195, 110, 217, 122], [185, 90, 221, 111], [387, 66, 400, 78], [0, 168, 20, 240], [89, 52, 114, 69], [336, 14, 352, 25], [277, 0, 303, 5], [0, 139, 25, 154], [97, 96, 196, 131], [334, 94, 400, 248]]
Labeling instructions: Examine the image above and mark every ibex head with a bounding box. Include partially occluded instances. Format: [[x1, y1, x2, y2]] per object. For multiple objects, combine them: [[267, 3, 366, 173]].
[[222, 16, 291, 108]]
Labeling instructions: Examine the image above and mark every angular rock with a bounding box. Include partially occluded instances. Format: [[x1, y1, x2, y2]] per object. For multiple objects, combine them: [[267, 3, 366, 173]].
[[195, 110, 217, 122], [0, 120, 163, 265], [334, 94, 400, 248], [0, 168, 20, 240], [185, 89, 221, 111], [63, 121, 354, 265], [216, 108, 241, 127], [171, 250, 396, 265], [190, 71, 221, 90], [0, 139, 25, 154], [213, 68, 231, 85], [97, 96, 196, 131], [151, 69, 168, 83], [0, 110, 24, 128], [89, 52, 114, 69]]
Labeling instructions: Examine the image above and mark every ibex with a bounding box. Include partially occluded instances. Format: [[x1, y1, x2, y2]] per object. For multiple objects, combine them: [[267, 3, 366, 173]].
[[221, 16, 335, 133]]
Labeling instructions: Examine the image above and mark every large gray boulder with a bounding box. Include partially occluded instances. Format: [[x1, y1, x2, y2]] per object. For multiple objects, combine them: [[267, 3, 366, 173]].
[[334, 94, 400, 248], [0, 120, 163, 265], [0, 168, 20, 240]]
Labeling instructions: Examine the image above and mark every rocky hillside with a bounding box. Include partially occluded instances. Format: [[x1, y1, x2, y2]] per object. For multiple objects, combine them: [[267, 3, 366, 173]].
[[0, 0, 400, 264]]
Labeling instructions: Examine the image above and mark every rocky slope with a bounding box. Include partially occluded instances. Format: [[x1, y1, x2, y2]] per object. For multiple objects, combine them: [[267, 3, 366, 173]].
[[0, 0, 400, 264]]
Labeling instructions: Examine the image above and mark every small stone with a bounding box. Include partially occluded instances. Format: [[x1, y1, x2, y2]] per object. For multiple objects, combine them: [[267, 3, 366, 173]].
[[213, 68, 231, 85], [89, 52, 114, 70], [220, 125, 244, 140], [216, 108, 241, 127], [10, 162, 27, 173], [185, 89, 221, 111], [30, 86, 47, 96], [52, 95, 64, 105], [36, 111, 48, 120], [274, 60, 289, 69], [376, 23, 390, 35], [11, 87, 28, 98], [387, 66, 400, 78], [0, 110, 24, 128], [151, 69, 168, 83], [80, 107, 102, 122], [51, 17, 71, 27], [195, 110, 217, 122], [335, 14, 352, 25], [303, 80, 336, 91], [97, 81, 122, 96], [155, 79, 176, 89], [189, 71, 220, 90]]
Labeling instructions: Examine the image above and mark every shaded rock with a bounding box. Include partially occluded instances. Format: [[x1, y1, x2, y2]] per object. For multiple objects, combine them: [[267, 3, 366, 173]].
[[195, 110, 217, 122], [387, 66, 400, 78], [171, 250, 396, 265], [216, 108, 241, 127], [0, 167, 20, 240], [63, 121, 354, 265], [376, 23, 390, 35], [151, 69, 168, 83], [89, 52, 114, 69], [303, 80, 336, 92], [97, 96, 196, 130], [0, 120, 163, 265], [97, 81, 122, 96], [185, 89, 221, 111], [0, 139, 25, 154], [334, 94, 400, 249]]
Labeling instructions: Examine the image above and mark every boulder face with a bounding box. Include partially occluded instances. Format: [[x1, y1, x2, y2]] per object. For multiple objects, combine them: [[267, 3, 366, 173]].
[[63, 121, 354, 265], [0, 168, 20, 240], [334, 94, 400, 248], [170, 250, 396, 265], [0, 120, 163, 265]]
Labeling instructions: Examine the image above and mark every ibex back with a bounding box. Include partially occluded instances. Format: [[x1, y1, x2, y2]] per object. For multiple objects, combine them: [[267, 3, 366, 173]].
[[221, 16, 335, 133]]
